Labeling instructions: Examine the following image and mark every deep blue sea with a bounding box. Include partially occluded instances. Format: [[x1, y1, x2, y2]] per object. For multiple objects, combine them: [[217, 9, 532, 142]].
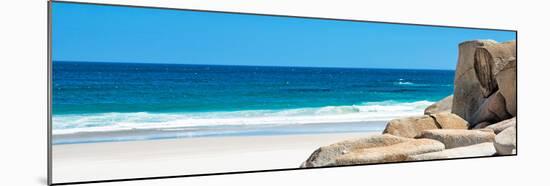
[[52, 61, 454, 144]]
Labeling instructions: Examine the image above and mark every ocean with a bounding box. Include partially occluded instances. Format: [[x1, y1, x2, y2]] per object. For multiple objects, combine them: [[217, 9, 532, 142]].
[[52, 61, 455, 144]]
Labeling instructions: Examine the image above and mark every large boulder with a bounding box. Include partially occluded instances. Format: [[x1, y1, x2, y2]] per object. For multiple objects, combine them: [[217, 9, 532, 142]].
[[495, 59, 517, 116], [406, 142, 496, 161], [473, 40, 517, 117], [452, 40, 498, 124], [431, 112, 469, 129], [424, 95, 453, 115], [383, 113, 468, 138], [419, 129, 496, 149], [494, 126, 516, 155], [332, 139, 445, 166], [470, 91, 512, 126], [485, 117, 516, 134], [300, 134, 410, 167], [383, 115, 438, 138], [473, 41, 517, 98]]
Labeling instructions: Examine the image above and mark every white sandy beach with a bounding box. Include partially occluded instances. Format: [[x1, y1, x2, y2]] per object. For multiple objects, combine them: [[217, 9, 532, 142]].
[[52, 132, 378, 183]]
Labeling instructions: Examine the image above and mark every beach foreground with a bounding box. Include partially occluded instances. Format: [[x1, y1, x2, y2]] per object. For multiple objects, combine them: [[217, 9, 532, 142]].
[[52, 132, 377, 183]]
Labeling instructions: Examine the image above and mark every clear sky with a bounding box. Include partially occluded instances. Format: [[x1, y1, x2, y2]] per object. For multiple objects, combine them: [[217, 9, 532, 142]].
[[52, 2, 516, 70]]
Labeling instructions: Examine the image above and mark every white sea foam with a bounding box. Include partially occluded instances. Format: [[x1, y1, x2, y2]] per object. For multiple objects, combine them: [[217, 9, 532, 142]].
[[394, 78, 415, 85], [52, 100, 434, 135], [397, 81, 414, 85]]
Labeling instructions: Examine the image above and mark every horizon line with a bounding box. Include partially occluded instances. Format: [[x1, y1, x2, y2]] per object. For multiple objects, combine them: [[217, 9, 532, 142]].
[[52, 60, 456, 71]]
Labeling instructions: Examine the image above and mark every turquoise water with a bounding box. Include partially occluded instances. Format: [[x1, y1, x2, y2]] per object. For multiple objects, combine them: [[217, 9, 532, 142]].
[[52, 61, 454, 144]]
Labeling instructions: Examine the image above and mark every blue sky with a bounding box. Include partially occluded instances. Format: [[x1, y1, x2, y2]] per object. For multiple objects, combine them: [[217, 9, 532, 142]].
[[52, 2, 516, 70]]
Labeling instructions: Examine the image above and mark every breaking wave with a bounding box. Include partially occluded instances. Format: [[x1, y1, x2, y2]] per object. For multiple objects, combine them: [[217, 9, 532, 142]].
[[52, 100, 433, 135]]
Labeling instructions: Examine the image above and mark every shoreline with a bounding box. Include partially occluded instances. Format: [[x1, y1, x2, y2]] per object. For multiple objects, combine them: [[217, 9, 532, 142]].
[[52, 120, 388, 145], [53, 131, 379, 183], [51, 99, 436, 137]]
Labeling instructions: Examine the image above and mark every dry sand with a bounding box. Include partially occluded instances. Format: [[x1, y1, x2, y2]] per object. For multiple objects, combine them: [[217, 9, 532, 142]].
[[52, 132, 378, 183]]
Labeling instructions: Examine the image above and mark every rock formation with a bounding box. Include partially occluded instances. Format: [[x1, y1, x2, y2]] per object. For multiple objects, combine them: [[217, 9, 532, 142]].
[[452, 40, 516, 126], [300, 40, 516, 167], [470, 91, 512, 125], [406, 142, 496, 161], [473, 41, 516, 98], [419, 129, 496, 149], [382, 115, 439, 138], [472, 121, 492, 129], [494, 126, 517, 155], [424, 95, 453, 115], [495, 59, 517, 116], [300, 134, 410, 167], [452, 40, 498, 124], [431, 113, 470, 129], [383, 113, 468, 138], [301, 136, 445, 167], [485, 117, 516, 134], [332, 139, 444, 166]]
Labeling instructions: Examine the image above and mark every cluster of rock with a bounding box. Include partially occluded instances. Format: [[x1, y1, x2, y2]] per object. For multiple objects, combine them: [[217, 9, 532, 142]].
[[454, 40, 516, 126], [300, 40, 517, 168]]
